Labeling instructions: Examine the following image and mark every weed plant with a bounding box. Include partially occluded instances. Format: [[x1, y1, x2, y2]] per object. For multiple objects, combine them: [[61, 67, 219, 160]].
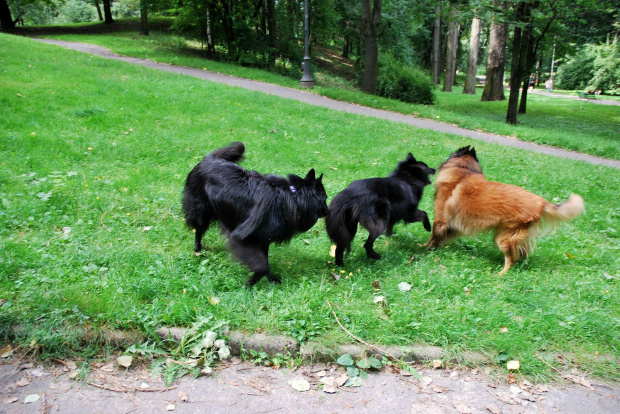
[[0, 34, 619, 379]]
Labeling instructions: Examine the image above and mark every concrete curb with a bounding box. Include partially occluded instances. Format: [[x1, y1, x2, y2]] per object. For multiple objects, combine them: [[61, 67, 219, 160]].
[[154, 326, 490, 365]]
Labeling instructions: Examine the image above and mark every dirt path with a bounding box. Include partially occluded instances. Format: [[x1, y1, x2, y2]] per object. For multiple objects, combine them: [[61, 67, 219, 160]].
[[2, 358, 619, 414], [35, 38, 620, 170]]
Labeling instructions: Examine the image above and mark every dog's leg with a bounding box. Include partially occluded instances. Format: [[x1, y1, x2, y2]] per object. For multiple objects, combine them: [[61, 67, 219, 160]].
[[361, 219, 387, 260], [411, 209, 431, 232], [194, 226, 208, 252], [335, 245, 346, 267], [494, 227, 525, 276], [229, 239, 273, 286], [261, 243, 281, 284]]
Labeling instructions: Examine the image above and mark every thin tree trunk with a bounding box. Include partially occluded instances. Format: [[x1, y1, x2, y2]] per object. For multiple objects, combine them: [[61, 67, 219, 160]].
[[361, 0, 382, 94], [463, 16, 481, 94], [432, 4, 441, 85], [481, 1, 508, 101], [95, 0, 103, 21], [267, 0, 276, 65], [506, 25, 523, 124], [140, 0, 148, 36], [519, 78, 529, 113], [443, 7, 458, 92]]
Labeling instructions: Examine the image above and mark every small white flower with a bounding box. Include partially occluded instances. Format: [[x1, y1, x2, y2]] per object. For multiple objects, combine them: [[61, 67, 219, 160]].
[[214, 339, 226, 349]]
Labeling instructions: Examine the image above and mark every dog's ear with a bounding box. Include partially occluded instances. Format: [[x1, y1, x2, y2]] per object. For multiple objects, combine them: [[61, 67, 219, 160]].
[[470, 147, 477, 159], [305, 169, 316, 180], [406, 153, 416, 163], [317, 173, 323, 182]]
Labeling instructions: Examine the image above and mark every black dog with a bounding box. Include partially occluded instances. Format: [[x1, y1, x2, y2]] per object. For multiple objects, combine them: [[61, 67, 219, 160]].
[[325, 153, 435, 266], [182, 142, 329, 286]]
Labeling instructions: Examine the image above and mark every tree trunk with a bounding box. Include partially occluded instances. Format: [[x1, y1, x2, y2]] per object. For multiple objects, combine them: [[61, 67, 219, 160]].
[[463, 16, 481, 94], [265, 0, 276, 65], [0, 0, 15, 30], [519, 78, 529, 113], [443, 7, 459, 92], [506, 24, 523, 124], [431, 4, 441, 85], [481, 1, 508, 101], [95, 0, 103, 21], [103, 0, 114, 24], [361, 0, 382, 94], [140, 0, 148, 36]]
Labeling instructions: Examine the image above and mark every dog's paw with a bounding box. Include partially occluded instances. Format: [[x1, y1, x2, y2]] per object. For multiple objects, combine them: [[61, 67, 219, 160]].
[[267, 274, 282, 284], [367, 252, 382, 260]]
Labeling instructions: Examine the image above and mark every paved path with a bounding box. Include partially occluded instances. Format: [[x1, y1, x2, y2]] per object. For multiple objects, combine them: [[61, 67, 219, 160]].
[[36, 39, 620, 170], [2, 358, 619, 414], [528, 89, 620, 106]]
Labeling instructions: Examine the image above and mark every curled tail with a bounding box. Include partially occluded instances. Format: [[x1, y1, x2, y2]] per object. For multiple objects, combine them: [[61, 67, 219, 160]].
[[208, 141, 245, 163], [542, 194, 585, 223]]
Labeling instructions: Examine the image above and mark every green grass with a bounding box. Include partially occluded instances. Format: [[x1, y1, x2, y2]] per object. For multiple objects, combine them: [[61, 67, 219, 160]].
[[1, 34, 619, 380], [23, 21, 620, 161]]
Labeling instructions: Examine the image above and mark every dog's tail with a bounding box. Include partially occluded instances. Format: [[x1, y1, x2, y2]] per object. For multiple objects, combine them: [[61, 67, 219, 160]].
[[325, 195, 358, 250], [208, 141, 245, 163], [542, 194, 585, 223]]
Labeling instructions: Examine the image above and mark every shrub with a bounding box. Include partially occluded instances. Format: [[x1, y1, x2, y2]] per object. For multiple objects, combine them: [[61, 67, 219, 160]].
[[375, 54, 436, 105], [556, 51, 595, 91]]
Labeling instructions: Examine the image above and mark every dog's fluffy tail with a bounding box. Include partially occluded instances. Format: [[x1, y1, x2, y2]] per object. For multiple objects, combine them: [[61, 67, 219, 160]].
[[542, 194, 585, 223], [208, 141, 245, 163], [325, 196, 357, 250]]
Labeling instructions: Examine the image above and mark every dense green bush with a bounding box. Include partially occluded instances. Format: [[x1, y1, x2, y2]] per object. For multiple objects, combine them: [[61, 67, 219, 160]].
[[556, 50, 595, 90], [557, 38, 620, 95], [375, 54, 436, 105]]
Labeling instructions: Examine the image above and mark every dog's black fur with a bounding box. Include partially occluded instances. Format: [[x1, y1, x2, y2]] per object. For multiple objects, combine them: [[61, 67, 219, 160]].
[[183, 142, 329, 286], [325, 153, 435, 266]]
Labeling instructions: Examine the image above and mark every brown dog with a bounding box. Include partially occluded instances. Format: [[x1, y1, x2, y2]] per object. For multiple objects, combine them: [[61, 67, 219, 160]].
[[426, 146, 585, 275]]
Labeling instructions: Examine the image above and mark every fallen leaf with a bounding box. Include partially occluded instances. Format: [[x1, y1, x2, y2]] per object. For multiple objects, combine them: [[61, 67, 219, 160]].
[[66, 361, 77, 371], [141, 382, 149, 389], [289, 378, 310, 392], [143, 226, 152, 232], [433, 360, 442, 369], [507, 373, 517, 384], [178, 391, 189, 402], [408, 255, 415, 264], [499, 326, 508, 333], [24, 394, 40, 404], [0, 345, 13, 358], [67, 370, 79, 379], [335, 374, 349, 387], [117, 355, 133, 368], [420, 376, 433, 386], [315, 370, 327, 378], [454, 403, 472, 414], [329, 245, 337, 257], [208, 296, 220, 305], [344, 376, 363, 387], [16, 378, 30, 387], [398, 282, 412, 292], [372, 280, 381, 290], [166, 403, 176, 411], [507, 360, 520, 370], [100, 363, 114, 372], [331, 272, 340, 281], [373, 295, 385, 304], [320, 377, 337, 394], [486, 403, 501, 414], [399, 369, 413, 377], [4, 397, 18, 404]]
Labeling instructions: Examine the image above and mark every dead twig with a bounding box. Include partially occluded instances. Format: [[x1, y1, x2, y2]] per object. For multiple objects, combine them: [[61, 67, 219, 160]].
[[100, 212, 110, 232], [537, 397, 547, 414], [335, 396, 353, 408], [326, 300, 400, 362], [535, 354, 563, 376]]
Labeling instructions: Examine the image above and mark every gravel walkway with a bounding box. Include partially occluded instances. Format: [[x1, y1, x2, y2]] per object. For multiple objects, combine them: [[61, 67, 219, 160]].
[[36, 38, 620, 170]]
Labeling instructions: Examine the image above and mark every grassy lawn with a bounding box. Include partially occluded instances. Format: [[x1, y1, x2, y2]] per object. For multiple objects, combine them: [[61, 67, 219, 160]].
[[1, 34, 619, 380], [20, 20, 620, 161]]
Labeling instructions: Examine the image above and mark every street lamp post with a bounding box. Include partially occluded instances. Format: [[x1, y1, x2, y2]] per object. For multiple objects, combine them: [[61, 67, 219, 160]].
[[300, 0, 314, 88]]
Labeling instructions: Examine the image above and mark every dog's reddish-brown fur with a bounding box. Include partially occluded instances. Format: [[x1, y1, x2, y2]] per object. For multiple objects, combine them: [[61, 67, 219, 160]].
[[426, 146, 585, 275]]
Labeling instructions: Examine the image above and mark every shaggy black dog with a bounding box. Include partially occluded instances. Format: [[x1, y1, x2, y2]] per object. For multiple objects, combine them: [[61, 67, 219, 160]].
[[182, 142, 329, 286], [325, 153, 435, 266]]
